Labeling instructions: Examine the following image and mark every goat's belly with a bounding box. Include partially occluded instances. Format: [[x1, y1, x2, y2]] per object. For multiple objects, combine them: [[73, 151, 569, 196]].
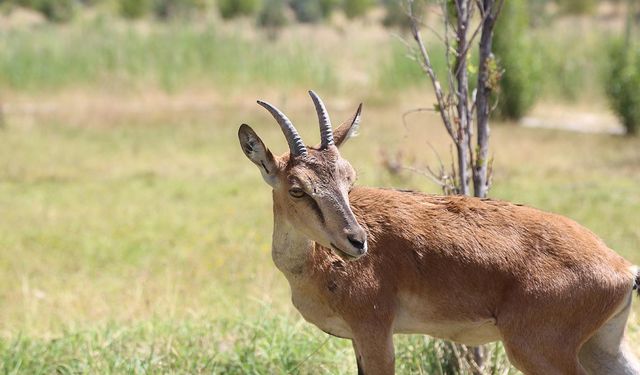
[[394, 307, 501, 346]]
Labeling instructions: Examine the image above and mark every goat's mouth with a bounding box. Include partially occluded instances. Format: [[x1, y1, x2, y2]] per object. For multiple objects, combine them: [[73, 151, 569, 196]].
[[330, 242, 361, 261]]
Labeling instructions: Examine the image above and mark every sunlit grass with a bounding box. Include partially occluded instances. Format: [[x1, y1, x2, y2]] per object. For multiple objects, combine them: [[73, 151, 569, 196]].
[[0, 19, 336, 93], [0, 92, 638, 372], [0, 10, 638, 373], [0, 15, 613, 104]]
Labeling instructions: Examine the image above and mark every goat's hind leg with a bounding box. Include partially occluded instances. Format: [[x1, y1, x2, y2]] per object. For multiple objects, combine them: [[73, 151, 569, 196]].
[[503, 338, 587, 375], [579, 292, 640, 375]]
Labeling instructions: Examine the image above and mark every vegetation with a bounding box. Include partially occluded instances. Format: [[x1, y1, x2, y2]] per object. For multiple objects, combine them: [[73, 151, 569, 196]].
[[0, 22, 336, 92], [492, 0, 540, 120], [382, 0, 425, 30], [0, 314, 518, 373], [557, 0, 597, 14], [1, 2, 639, 373], [118, 0, 149, 19], [605, 0, 640, 135], [290, 0, 325, 23], [153, 0, 206, 20], [19, 0, 76, 22], [343, 0, 374, 19], [0, 91, 638, 372], [319, 0, 340, 18], [217, 0, 260, 19], [605, 39, 640, 135], [0, 4, 625, 108], [258, 0, 288, 35]]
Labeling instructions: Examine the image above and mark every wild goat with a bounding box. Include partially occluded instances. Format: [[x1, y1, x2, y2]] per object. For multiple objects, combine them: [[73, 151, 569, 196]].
[[237, 91, 640, 375]]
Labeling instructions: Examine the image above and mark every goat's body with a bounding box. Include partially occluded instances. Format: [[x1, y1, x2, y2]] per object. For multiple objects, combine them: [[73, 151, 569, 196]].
[[241, 93, 638, 374], [274, 187, 638, 374]]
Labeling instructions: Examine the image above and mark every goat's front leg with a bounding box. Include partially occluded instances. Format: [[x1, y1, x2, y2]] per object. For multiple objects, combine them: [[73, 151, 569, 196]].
[[352, 327, 395, 375], [352, 340, 364, 375]]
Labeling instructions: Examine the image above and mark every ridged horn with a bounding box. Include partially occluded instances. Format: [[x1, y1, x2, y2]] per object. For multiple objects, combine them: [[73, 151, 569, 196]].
[[308, 90, 334, 148], [257, 100, 307, 156]]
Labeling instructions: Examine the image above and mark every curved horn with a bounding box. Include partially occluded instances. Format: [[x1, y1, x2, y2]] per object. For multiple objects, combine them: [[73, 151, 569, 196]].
[[257, 100, 307, 156], [308, 90, 334, 148]]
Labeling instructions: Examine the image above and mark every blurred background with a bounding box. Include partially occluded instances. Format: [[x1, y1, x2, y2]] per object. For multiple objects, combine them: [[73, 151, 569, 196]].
[[0, 0, 638, 373]]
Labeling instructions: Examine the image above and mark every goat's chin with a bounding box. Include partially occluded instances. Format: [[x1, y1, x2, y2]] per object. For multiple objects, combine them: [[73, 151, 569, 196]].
[[330, 243, 362, 262]]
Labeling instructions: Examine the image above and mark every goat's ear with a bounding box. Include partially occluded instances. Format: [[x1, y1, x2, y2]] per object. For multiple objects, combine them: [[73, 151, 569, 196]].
[[238, 124, 279, 187], [333, 103, 362, 148]]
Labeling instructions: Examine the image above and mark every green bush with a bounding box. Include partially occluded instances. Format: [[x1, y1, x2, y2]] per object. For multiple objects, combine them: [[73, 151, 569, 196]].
[[290, 0, 323, 23], [119, 0, 149, 19], [153, 0, 205, 20], [492, 0, 539, 120], [319, 0, 339, 18], [557, 0, 596, 15], [217, 0, 260, 19], [343, 0, 373, 19], [34, 0, 75, 22], [605, 39, 640, 135], [257, 0, 287, 36], [382, 0, 425, 30]]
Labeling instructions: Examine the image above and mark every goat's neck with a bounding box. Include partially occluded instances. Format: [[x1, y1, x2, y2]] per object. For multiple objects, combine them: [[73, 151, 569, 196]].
[[271, 196, 314, 280]]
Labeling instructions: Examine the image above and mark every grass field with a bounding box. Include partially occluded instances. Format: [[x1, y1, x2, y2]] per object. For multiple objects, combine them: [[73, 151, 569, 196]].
[[0, 11, 639, 375], [1, 89, 639, 373]]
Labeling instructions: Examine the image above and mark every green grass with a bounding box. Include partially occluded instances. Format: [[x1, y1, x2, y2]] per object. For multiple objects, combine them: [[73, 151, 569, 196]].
[[0, 12, 638, 374], [531, 19, 613, 102], [0, 314, 516, 374], [0, 14, 616, 104], [0, 19, 336, 92], [0, 96, 638, 373]]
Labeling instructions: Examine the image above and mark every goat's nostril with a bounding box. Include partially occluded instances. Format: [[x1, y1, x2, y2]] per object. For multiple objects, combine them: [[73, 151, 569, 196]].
[[347, 235, 366, 251]]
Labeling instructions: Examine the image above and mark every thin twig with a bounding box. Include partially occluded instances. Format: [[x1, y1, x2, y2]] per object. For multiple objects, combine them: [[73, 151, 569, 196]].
[[402, 165, 446, 187], [402, 107, 438, 130], [288, 336, 331, 374], [408, 1, 456, 141]]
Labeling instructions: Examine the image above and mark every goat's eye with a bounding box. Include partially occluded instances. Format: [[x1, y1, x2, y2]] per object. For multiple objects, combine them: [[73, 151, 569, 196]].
[[289, 188, 306, 198]]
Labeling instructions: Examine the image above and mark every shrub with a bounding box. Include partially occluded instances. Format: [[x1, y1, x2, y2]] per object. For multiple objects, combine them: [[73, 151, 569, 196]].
[[605, 39, 640, 135], [290, 0, 322, 23], [34, 0, 75, 22], [382, 0, 425, 31], [119, 0, 149, 19], [492, 0, 539, 120], [557, 0, 597, 15], [319, 0, 339, 18], [217, 0, 260, 19], [153, 0, 205, 20], [343, 0, 373, 19], [257, 0, 287, 37]]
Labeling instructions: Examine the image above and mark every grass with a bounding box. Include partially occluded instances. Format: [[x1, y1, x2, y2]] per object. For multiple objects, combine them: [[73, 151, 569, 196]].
[[0, 90, 638, 373], [0, 315, 516, 374], [531, 18, 615, 102], [0, 14, 615, 104], [0, 10, 638, 374], [0, 18, 336, 93]]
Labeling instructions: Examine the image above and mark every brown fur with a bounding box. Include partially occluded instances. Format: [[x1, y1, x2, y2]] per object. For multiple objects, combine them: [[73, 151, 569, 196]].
[[301, 188, 635, 373]]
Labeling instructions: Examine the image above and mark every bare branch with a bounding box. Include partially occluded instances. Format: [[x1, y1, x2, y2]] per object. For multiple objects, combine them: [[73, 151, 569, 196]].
[[391, 32, 417, 52], [408, 2, 456, 141], [402, 165, 447, 187], [441, 0, 457, 104]]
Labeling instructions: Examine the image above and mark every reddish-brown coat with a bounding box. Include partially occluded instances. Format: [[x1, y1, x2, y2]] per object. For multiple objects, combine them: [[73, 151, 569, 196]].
[[300, 187, 635, 373]]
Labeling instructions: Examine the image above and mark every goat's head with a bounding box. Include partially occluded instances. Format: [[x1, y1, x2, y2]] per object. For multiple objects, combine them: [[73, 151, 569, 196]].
[[238, 91, 367, 260]]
